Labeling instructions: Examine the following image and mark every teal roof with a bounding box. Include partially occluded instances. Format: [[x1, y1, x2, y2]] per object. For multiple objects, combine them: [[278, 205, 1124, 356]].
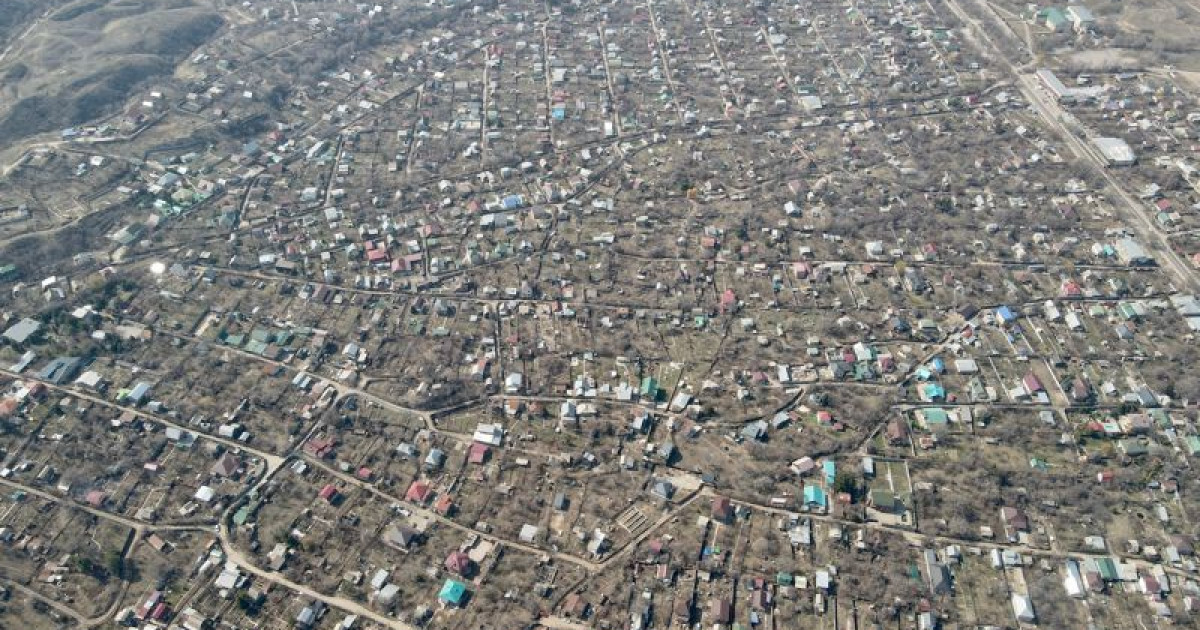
[[823, 460, 837, 485], [439, 579, 468, 605], [1044, 7, 1069, 27], [803, 485, 827, 507], [1186, 435, 1200, 456]]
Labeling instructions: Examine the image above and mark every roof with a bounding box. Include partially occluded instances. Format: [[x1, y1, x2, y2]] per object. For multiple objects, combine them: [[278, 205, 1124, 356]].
[[468, 443, 490, 464], [212, 453, 240, 477], [444, 551, 472, 575], [1094, 137, 1136, 164], [405, 480, 433, 503], [438, 579, 468, 605], [2, 318, 40, 344], [709, 598, 732, 624]]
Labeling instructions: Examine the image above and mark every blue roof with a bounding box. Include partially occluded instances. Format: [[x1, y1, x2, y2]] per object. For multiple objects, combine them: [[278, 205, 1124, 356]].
[[128, 382, 152, 402], [996, 306, 1016, 322], [803, 485, 826, 507], [439, 579, 468, 605], [930, 357, 945, 373]]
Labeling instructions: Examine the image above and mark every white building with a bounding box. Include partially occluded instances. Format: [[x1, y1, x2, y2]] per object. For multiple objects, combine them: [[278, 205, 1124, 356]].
[[472, 423, 504, 447], [1011, 593, 1036, 623], [1092, 137, 1136, 166]]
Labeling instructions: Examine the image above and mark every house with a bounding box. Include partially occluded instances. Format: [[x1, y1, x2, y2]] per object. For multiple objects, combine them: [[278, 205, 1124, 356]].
[[802, 485, 827, 509], [924, 549, 952, 594], [1070, 377, 1092, 403], [562, 593, 590, 619], [709, 598, 732, 625], [587, 529, 610, 556], [318, 484, 339, 503], [1115, 237, 1152, 265], [211, 453, 240, 477], [38, 357, 81, 385], [468, 443, 490, 465], [438, 579, 468, 607], [382, 525, 421, 551], [504, 372, 523, 394], [444, 551, 474, 576], [711, 496, 733, 523], [1000, 507, 1029, 540], [741, 420, 768, 441], [304, 436, 336, 459], [405, 480, 433, 504], [296, 601, 326, 629], [673, 593, 693, 624], [424, 448, 446, 470], [2, 318, 41, 345], [651, 479, 675, 500], [126, 382, 152, 405], [518, 524, 540, 543], [995, 305, 1018, 326], [1043, 6, 1069, 31], [472, 423, 504, 447], [1011, 593, 1036, 623], [1064, 560, 1086, 598], [1022, 372, 1044, 395]]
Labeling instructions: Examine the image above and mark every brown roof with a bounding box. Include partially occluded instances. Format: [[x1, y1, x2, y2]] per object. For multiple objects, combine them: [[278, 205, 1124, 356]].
[[710, 599, 732, 624]]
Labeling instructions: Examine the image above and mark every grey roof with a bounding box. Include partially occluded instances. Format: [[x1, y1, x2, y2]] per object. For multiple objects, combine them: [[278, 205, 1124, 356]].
[[128, 382, 152, 403], [2, 318, 40, 344], [38, 357, 81, 385], [741, 420, 769, 441]]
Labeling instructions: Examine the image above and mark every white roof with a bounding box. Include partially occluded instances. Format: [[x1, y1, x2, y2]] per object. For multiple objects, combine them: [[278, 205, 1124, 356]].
[[1011, 593, 1035, 622], [473, 423, 504, 446]]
